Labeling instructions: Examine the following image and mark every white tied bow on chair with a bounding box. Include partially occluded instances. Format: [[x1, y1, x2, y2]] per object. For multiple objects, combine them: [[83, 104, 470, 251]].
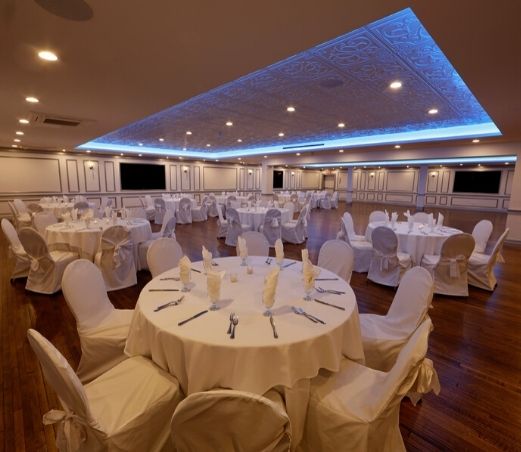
[[43, 409, 89, 452], [112, 239, 132, 269], [406, 358, 441, 406]]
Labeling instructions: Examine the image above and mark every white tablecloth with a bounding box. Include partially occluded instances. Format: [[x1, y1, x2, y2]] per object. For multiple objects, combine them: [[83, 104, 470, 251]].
[[237, 207, 291, 231], [215, 195, 249, 205], [125, 256, 364, 448], [365, 221, 462, 264], [38, 202, 95, 217], [164, 198, 197, 212], [45, 218, 152, 261]]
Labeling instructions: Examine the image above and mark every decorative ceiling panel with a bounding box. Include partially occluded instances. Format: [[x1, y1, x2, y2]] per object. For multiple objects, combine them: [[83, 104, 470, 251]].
[[80, 8, 500, 158]]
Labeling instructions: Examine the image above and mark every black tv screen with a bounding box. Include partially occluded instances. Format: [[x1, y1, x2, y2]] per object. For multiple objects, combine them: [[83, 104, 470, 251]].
[[273, 170, 284, 189], [453, 170, 501, 194], [120, 163, 166, 190]]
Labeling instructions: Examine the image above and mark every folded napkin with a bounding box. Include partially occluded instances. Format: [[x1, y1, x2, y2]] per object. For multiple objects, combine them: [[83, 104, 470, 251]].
[[121, 208, 127, 219], [391, 212, 398, 224], [237, 236, 248, 260], [71, 208, 78, 221], [207, 270, 224, 301], [179, 255, 192, 285], [428, 213, 434, 229], [111, 211, 118, 223], [83, 209, 94, 220], [384, 209, 390, 223], [104, 207, 111, 218], [263, 266, 280, 308], [437, 212, 444, 228], [62, 212, 72, 224], [303, 259, 320, 292], [404, 209, 411, 219], [275, 239, 284, 264], [202, 246, 213, 273]]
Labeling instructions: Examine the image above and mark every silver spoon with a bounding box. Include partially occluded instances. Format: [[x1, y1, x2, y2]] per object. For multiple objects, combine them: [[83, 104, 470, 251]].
[[230, 315, 239, 339], [292, 306, 317, 323]]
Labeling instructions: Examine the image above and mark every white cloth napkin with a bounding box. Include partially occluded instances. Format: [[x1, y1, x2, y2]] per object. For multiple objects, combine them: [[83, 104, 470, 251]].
[[237, 236, 248, 260], [207, 270, 224, 301], [202, 246, 212, 273], [384, 209, 390, 223], [303, 259, 320, 292], [179, 256, 191, 285], [62, 212, 72, 224], [263, 266, 280, 309], [391, 212, 398, 226], [71, 209, 78, 221], [275, 239, 284, 264], [437, 213, 444, 228], [428, 213, 434, 229]]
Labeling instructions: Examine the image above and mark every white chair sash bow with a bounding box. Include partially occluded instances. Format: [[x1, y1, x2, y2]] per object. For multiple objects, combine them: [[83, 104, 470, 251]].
[[43, 409, 91, 452], [406, 358, 441, 406]]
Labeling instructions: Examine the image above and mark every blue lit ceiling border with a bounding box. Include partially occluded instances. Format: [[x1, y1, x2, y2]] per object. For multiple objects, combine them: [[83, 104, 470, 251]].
[[78, 7, 501, 157]]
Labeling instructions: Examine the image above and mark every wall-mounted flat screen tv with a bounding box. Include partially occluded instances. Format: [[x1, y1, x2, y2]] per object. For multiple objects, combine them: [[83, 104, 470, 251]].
[[273, 170, 284, 189], [120, 163, 166, 190], [452, 170, 501, 194]]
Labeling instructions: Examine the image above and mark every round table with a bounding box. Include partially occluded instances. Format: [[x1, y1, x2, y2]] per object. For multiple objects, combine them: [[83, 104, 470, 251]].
[[164, 198, 197, 212], [45, 218, 152, 261], [38, 202, 75, 217], [215, 195, 250, 205], [365, 221, 462, 264], [236, 207, 291, 231]]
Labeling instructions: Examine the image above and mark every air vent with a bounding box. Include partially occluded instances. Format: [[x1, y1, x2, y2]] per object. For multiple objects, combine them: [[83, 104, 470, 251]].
[[283, 143, 324, 150], [30, 112, 82, 127]]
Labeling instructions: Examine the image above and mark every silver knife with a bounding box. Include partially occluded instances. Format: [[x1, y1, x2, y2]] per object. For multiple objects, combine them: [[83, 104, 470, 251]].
[[269, 315, 278, 339], [314, 298, 345, 311], [178, 310, 208, 326]]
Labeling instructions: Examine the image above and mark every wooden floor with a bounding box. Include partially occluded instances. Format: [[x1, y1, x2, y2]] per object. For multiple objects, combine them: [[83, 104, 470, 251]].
[[1, 202, 521, 451]]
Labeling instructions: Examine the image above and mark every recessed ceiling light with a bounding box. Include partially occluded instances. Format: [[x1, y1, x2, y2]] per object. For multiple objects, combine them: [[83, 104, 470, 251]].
[[459, 163, 463, 166], [206, 144, 211, 147], [86, 150, 91, 153], [120, 153, 123, 156], [394, 145, 401, 149], [237, 138, 242, 143], [15, 131, 24, 135], [13, 138, 21, 142], [478, 163, 481, 167], [186, 131, 192, 135], [337, 122, 346, 128], [18, 118, 29, 124], [428, 108, 439, 115], [406, 165, 410, 168], [25, 96, 39, 103], [389, 81, 402, 89], [505, 162, 509, 165], [278, 132, 285, 137], [237, 157, 241, 160], [11, 144, 18, 148], [472, 139, 480, 143], [159, 138, 164, 142], [38, 50, 58, 61], [216, 159, 219, 162], [286, 106, 296, 112], [226, 121, 233, 127], [179, 156, 183, 160], [263, 155, 267, 158], [285, 165, 288, 168], [138, 154, 142, 157], [182, 147, 187, 151], [296, 153, 301, 156], [138, 142, 143, 146], [339, 149, 344, 153]]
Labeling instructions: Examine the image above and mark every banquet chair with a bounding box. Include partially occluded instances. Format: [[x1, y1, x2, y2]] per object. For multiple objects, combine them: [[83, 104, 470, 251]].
[[281, 205, 307, 244], [126, 206, 147, 219], [319, 193, 332, 209], [420, 233, 475, 296], [14, 198, 30, 216], [141, 195, 156, 220], [337, 212, 373, 273], [177, 197, 193, 224], [468, 228, 509, 291], [154, 198, 166, 225], [368, 210, 387, 224], [238, 231, 270, 257], [8, 200, 32, 229], [260, 209, 282, 247], [171, 389, 291, 452], [147, 237, 184, 278], [1, 218, 31, 281], [32, 211, 58, 235], [18, 227, 78, 294], [74, 201, 90, 212], [360, 266, 433, 371], [413, 211, 429, 224], [226, 195, 237, 209], [27, 202, 44, 214], [318, 239, 354, 283], [283, 201, 295, 219], [225, 208, 250, 247], [94, 226, 137, 291], [331, 191, 339, 209], [207, 195, 219, 217], [62, 259, 134, 383], [290, 193, 299, 204], [216, 203, 228, 238], [471, 219, 493, 254], [27, 329, 183, 452], [367, 227, 412, 287], [191, 197, 208, 222], [138, 212, 177, 270], [302, 318, 439, 452]]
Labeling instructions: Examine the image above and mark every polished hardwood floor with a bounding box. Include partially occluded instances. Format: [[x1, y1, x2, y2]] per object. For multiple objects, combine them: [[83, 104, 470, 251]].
[[1, 202, 520, 451]]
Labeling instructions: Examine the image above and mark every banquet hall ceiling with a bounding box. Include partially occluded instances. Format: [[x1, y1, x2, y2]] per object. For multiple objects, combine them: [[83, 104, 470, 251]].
[[0, 0, 520, 160]]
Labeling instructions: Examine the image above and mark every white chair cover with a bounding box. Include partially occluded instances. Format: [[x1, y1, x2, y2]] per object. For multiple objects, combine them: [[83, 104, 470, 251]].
[[331, 191, 339, 208], [337, 213, 373, 273], [147, 237, 184, 278], [171, 389, 291, 452], [319, 193, 332, 209], [27, 329, 182, 452], [368, 227, 412, 287], [302, 318, 439, 452], [137, 211, 176, 270], [14, 198, 29, 214], [281, 206, 307, 244], [216, 203, 228, 239], [238, 231, 270, 257], [207, 195, 219, 217], [18, 227, 77, 294], [191, 199, 208, 222], [8, 200, 32, 229], [176, 197, 193, 224], [74, 201, 90, 212], [472, 219, 493, 254], [361, 266, 434, 371], [261, 209, 282, 247], [368, 210, 387, 223], [62, 260, 133, 383], [27, 202, 44, 214], [318, 240, 354, 283], [290, 193, 299, 204], [126, 207, 147, 219], [33, 211, 58, 234], [1, 218, 30, 280], [225, 208, 250, 247], [94, 226, 136, 291], [468, 228, 509, 291], [421, 233, 475, 296], [283, 201, 295, 218], [142, 196, 156, 220], [154, 198, 166, 225], [413, 212, 429, 223]]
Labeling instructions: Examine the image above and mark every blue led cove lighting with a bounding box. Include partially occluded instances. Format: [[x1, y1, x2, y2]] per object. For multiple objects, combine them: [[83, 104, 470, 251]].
[[79, 8, 501, 158]]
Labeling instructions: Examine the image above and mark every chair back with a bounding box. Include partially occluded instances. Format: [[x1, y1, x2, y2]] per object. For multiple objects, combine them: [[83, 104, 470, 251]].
[[74, 201, 89, 211], [14, 198, 29, 214], [18, 227, 51, 260], [162, 213, 177, 238], [33, 211, 57, 234], [239, 231, 270, 257], [145, 195, 154, 208], [472, 219, 493, 254], [386, 267, 434, 334], [147, 238, 184, 278], [263, 209, 282, 246], [318, 240, 354, 283], [440, 233, 475, 260], [283, 202, 295, 218], [171, 389, 291, 452], [1, 218, 26, 255], [217, 203, 226, 223], [413, 212, 429, 223], [154, 198, 166, 211], [340, 212, 358, 243], [27, 203, 44, 214], [487, 228, 509, 265], [99, 226, 132, 266], [369, 210, 387, 223], [62, 260, 115, 330]]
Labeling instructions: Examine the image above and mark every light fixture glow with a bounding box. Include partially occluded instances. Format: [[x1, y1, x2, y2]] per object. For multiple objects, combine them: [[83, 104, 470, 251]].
[[472, 139, 480, 143], [278, 132, 285, 137], [139, 154, 142, 157], [25, 96, 39, 103], [339, 149, 344, 153], [237, 157, 241, 160], [120, 153, 123, 156], [263, 155, 267, 158], [226, 121, 233, 127], [428, 108, 439, 115], [13, 138, 21, 142], [38, 50, 58, 61], [15, 131, 24, 136], [337, 122, 346, 128], [296, 153, 301, 156], [389, 81, 402, 89], [159, 138, 165, 142], [286, 106, 296, 112], [394, 145, 401, 149], [186, 131, 192, 135], [237, 138, 242, 142], [11, 144, 18, 148], [138, 142, 143, 146], [206, 144, 211, 147], [182, 147, 187, 151], [86, 150, 91, 153], [18, 119, 29, 124]]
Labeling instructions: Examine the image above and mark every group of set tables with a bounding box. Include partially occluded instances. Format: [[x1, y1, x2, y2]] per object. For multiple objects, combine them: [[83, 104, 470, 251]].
[[125, 256, 364, 446], [38, 201, 96, 217], [164, 198, 197, 212], [236, 207, 292, 230]]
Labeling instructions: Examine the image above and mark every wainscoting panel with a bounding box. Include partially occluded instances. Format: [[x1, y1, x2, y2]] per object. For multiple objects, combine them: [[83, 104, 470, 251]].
[[104, 161, 116, 192], [203, 166, 237, 191], [66, 159, 80, 193], [169, 165, 178, 191], [83, 160, 100, 192], [0, 156, 62, 194]]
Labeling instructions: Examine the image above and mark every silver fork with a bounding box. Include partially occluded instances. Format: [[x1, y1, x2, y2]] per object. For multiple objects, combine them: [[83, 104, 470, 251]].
[[315, 286, 345, 295], [154, 296, 185, 312]]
